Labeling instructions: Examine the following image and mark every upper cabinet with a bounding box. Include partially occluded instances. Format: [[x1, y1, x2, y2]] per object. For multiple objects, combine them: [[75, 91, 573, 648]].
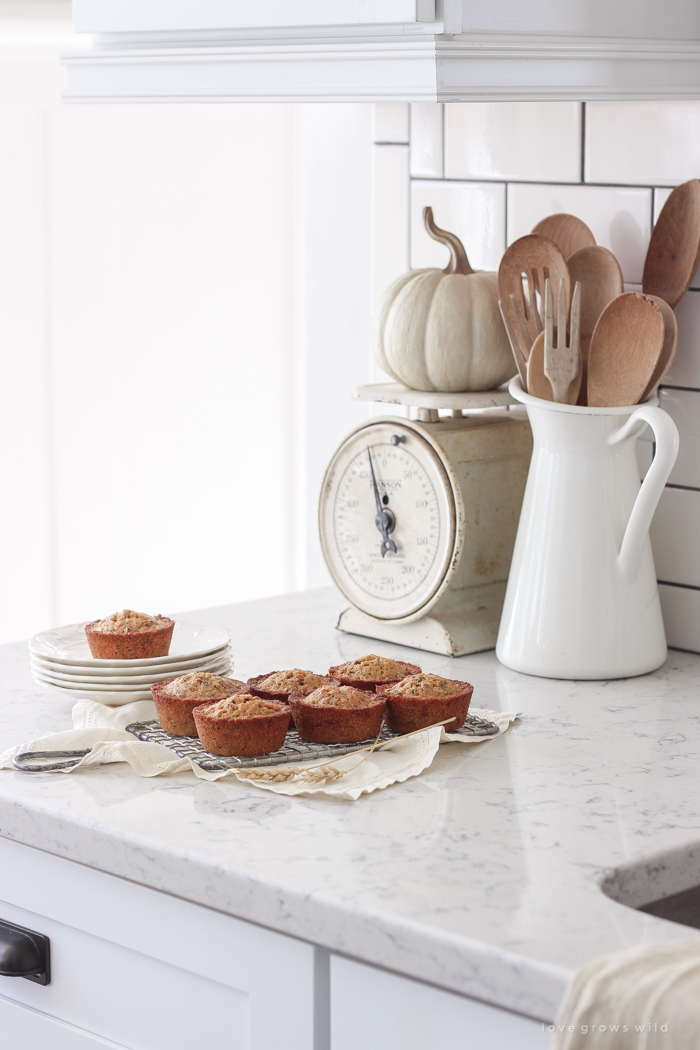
[[65, 0, 700, 103]]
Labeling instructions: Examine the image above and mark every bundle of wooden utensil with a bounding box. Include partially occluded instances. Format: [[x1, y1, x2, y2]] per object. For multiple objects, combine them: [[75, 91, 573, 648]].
[[497, 179, 700, 407]]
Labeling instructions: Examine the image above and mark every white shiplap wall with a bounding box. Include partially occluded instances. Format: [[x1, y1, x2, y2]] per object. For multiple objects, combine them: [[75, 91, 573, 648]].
[[373, 100, 700, 654]]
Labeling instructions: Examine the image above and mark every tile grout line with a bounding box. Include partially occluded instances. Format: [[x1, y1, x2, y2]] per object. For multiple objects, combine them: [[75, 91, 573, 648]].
[[580, 101, 586, 183]]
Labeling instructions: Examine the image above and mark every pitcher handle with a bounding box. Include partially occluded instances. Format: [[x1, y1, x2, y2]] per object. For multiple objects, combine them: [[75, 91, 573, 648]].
[[609, 405, 679, 582]]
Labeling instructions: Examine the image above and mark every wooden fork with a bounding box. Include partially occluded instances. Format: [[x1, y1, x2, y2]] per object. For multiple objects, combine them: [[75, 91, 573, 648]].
[[543, 277, 582, 405]]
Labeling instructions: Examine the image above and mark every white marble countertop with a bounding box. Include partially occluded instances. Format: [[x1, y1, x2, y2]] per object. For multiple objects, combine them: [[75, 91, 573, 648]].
[[2, 588, 700, 1023]]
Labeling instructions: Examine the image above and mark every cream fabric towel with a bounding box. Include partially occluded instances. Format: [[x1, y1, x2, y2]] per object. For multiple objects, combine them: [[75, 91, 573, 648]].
[[551, 937, 700, 1049], [0, 699, 518, 799]]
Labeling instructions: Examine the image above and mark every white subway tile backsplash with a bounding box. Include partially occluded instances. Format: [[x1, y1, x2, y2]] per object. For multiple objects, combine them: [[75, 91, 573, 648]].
[[651, 487, 700, 587], [445, 102, 581, 183], [373, 145, 409, 308], [373, 103, 409, 144], [653, 187, 672, 223], [410, 103, 443, 178], [658, 388, 700, 488], [410, 179, 506, 272], [372, 99, 700, 634], [586, 102, 700, 187], [654, 482, 700, 592], [507, 183, 652, 283], [658, 583, 700, 653], [664, 291, 700, 389]]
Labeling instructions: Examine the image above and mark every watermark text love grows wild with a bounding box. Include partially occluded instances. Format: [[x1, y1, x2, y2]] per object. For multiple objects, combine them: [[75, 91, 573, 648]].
[[543, 1023, 669, 1035]]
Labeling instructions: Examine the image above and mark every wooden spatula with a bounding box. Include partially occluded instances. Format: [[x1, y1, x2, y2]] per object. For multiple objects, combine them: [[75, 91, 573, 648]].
[[640, 295, 678, 401], [587, 293, 666, 407], [531, 214, 596, 260], [568, 245, 624, 406], [643, 179, 700, 308]]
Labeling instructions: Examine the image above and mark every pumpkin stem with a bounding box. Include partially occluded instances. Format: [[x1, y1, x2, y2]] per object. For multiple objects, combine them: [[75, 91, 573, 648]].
[[424, 206, 474, 275]]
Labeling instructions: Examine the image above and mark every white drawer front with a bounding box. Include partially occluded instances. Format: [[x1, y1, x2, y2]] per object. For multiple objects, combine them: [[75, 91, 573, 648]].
[[0, 994, 129, 1048], [330, 955, 549, 1050], [0, 897, 249, 1050], [0, 837, 325, 1050]]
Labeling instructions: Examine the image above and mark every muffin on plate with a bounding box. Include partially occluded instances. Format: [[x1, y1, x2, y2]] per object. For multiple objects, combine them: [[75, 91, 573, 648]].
[[85, 610, 175, 660], [193, 695, 291, 756], [152, 672, 246, 736], [377, 673, 473, 734], [290, 683, 386, 744], [328, 654, 421, 692]]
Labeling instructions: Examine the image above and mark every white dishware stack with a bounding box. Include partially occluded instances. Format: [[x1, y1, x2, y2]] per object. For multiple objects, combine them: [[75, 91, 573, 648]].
[[29, 622, 233, 706]]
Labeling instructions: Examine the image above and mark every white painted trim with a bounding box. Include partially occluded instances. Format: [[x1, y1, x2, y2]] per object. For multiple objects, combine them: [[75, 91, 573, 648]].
[[63, 38, 440, 103], [63, 31, 700, 103]]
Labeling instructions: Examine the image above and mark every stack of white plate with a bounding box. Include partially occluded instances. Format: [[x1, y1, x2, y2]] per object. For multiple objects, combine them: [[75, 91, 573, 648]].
[[29, 621, 232, 706]]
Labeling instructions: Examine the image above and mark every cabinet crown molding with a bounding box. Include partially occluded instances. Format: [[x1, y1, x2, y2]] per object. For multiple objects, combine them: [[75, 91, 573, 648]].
[[65, 2, 700, 102]]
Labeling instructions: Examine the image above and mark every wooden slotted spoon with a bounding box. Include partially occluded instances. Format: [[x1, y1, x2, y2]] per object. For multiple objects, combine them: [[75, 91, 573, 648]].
[[531, 214, 596, 260], [498, 234, 570, 387], [642, 179, 700, 308], [587, 293, 666, 408], [568, 245, 624, 405]]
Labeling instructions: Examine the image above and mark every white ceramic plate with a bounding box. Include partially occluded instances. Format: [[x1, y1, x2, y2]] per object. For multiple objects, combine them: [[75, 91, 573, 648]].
[[31, 653, 233, 688], [32, 679, 153, 705], [29, 621, 230, 667], [30, 647, 232, 683]]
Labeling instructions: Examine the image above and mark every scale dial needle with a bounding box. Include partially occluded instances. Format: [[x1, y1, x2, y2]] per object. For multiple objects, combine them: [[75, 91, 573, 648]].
[[367, 447, 397, 557]]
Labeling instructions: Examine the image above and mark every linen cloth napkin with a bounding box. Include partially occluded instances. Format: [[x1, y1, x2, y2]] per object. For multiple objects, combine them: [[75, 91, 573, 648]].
[[551, 937, 700, 1049], [0, 699, 518, 799]]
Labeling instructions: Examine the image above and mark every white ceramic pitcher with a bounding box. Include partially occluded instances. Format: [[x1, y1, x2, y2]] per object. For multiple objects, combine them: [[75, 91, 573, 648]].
[[496, 378, 679, 680]]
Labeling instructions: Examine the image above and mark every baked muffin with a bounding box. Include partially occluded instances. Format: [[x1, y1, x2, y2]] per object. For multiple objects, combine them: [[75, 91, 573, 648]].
[[152, 672, 247, 736], [328, 654, 421, 691], [248, 668, 333, 702], [377, 673, 473, 734], [193, 695, 291, 756], [85, 610, 175, 660], [290, 683, 386, 744]]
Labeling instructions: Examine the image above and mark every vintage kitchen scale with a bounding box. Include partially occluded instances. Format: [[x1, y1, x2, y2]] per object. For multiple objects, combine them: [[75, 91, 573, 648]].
[[318, 383, 533, 657]]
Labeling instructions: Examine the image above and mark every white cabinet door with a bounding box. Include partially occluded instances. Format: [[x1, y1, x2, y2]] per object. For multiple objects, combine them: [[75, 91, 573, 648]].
[[330, 955, 549, 1050], [0, 836, 327, 1050], [72, 0, 430, 33]]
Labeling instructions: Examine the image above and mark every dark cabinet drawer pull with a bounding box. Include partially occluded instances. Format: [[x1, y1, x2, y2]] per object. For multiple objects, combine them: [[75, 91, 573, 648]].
[[0, 919, 50, 985]]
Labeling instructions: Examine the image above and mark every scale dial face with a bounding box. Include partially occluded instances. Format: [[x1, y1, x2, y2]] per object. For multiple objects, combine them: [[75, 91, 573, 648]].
[[319, 420, 457, 620]]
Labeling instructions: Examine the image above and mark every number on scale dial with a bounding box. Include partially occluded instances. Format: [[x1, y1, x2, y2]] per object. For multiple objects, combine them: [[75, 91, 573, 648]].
[[319, 421, 457, 621]]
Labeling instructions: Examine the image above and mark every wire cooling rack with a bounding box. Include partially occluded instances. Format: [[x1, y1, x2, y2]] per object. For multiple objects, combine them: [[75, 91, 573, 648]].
[[125, 713, 500, 773]]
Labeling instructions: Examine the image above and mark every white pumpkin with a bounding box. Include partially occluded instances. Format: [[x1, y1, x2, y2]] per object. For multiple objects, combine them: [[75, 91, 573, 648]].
[[376, 208, 515, 392]]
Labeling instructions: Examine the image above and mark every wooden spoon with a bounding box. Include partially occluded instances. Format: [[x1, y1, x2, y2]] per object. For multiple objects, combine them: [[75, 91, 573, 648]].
[[498, 234, 570, 386], [587, 293, 666, 407], [640, 295, 678, 401], [527, 332, 553, 401], [568, 245, 624, 405], [531, 214, 596, 260], [642, 179, 700, 308]]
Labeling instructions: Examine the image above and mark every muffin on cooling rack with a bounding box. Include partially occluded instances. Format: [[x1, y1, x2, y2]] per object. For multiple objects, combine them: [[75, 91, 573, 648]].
[[248, 668, 334, 703], [193, 695, 291, 756], [152, 672, 247, 736], [290, 683, 386, 745], [328, 654, 421, 692], [85, 609, 175, 660], [377, 673, 473, 734]]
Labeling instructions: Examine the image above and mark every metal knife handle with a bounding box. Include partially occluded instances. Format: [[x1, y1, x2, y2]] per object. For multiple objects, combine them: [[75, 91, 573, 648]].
[[13, 748, 92, 772]]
